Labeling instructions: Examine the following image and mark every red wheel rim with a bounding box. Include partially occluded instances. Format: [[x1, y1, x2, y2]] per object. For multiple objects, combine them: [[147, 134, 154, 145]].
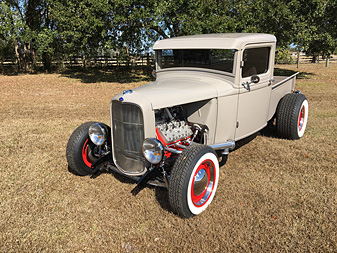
[[191, 159, 216, 207], [298, 105, 305, 131], [82, 139, 93, 167]]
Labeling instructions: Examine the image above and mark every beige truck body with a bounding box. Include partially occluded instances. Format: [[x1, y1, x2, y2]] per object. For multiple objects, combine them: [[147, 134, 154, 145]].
[[111, 34, 297, 175], [67, 33, 307, 218]]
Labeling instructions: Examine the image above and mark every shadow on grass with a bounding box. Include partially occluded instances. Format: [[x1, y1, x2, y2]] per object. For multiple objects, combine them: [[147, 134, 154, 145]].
[[76, 131, 277, 215], [60, 66, 154, 83], [108, 168, 172, 213], [155, 187, 172, 213], [0, 72, 21, 76], [233, 132, 260, 151], [80, 161, 172, 211], [259, 121, 279, 138], [1, 65, 155, 84], [274, 67, 314, 79], [67, 165, 135, 184], [95, 168, 137, 185], [3, 65, 315, 83]]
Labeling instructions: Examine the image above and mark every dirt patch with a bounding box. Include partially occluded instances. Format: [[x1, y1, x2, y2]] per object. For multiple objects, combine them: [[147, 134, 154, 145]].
[[0, 63, 336, 251]]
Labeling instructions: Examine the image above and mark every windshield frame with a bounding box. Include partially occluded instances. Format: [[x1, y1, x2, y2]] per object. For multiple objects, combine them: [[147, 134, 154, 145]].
[[155, 49, 238, 76]]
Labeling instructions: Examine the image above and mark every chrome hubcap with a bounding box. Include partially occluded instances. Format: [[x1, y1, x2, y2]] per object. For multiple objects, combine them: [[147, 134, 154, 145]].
[[298, 105, 305, 131], [191, 160, 216, 207]]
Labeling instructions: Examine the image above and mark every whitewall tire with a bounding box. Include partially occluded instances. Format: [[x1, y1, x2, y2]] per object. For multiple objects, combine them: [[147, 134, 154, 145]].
[[169, 145, 219, 218]]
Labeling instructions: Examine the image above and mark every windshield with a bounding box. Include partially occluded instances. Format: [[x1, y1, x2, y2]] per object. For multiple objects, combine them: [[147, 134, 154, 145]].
[[156, 49, 236, 74]]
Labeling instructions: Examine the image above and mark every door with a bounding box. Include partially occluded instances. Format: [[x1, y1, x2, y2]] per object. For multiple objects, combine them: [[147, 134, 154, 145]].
[[235, 46, 273, 140]]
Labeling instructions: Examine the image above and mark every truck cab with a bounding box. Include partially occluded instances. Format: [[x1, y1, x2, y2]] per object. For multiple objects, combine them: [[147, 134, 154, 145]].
[[66, 33, 308, 218]]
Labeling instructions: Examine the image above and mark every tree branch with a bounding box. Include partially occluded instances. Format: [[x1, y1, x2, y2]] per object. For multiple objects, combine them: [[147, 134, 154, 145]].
[[150, 25, 169, 39], [11, 0, 25, 22]]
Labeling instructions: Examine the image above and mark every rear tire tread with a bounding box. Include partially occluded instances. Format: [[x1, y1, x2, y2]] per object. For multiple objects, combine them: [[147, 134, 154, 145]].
[[276, 93, 307, 140]]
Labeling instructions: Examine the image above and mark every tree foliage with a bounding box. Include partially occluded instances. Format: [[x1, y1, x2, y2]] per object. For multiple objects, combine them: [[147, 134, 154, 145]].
[[0, 0, 336, 72], [291, 0, 337, 63]]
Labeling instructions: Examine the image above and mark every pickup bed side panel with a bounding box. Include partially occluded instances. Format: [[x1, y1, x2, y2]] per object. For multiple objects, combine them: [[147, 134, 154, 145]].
[[268, 75, 296, 120]]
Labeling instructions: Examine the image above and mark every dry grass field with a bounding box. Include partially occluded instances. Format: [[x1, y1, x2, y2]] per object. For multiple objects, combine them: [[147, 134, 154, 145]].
[[0, 63, 336, 252]]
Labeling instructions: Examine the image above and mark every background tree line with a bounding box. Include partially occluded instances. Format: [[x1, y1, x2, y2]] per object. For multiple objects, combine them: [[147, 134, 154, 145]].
[[0, 0, 336, 73]]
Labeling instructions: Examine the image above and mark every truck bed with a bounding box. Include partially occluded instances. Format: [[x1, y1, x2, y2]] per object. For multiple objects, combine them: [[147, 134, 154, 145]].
[[272, 72, 299, 90], [268, 72, 299, 120]]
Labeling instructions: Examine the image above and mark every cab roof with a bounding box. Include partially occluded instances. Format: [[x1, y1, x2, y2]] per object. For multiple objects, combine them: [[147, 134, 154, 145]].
[[152, 33, 276, 50]]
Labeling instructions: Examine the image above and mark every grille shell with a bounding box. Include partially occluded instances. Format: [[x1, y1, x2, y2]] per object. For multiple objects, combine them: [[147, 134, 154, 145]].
[[111, 101, 146, 175]]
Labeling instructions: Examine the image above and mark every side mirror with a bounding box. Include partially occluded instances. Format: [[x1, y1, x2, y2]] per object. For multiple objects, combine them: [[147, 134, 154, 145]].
[[242, 75, 260, 91], [251, 75, 260, 84]]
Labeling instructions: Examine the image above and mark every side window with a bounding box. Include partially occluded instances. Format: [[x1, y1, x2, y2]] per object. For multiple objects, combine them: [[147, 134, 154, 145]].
[[242, 47, 270, 78]]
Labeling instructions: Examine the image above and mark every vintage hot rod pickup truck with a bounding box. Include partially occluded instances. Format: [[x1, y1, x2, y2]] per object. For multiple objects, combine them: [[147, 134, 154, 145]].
[[66, 33, 308, 218]]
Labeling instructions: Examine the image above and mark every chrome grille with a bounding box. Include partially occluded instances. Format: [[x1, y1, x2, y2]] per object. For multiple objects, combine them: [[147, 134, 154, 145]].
[[111, 101, 145, 174]]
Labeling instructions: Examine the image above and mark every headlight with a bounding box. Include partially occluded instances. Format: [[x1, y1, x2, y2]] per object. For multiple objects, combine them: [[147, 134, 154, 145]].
[[142, 138, 164, 164], [88, 123, 106, 146]]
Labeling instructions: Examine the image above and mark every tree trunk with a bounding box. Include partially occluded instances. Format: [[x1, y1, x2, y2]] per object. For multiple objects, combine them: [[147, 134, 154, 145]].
[[0, 59, 3, 74], [326, 56, 329, 67], [23, 43, 31, 72], [23, 44, 28, 72], [83, 54, 86, 69], [42, 52, 51, 72], [31, 46, 37, 72], [26, 0, 39, 72], [297, 51, 300, 69], [14, 38, 22, 72], [147, 53, 150, 66], [125, 46, 130, 67], [58, 57, 65, 71], [312, 54, 317, 63], [126, 45, 129, 56]]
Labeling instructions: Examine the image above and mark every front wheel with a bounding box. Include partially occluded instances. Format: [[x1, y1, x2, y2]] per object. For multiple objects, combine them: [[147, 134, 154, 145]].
[[169, 145, 219, 218], [66, 122, 110, 176]]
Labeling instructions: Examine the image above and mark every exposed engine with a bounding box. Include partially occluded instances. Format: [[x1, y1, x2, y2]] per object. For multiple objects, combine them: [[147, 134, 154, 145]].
[[157, 120, 193, 144], [155, 106, 191, 143], [155, 106, 207, 156]]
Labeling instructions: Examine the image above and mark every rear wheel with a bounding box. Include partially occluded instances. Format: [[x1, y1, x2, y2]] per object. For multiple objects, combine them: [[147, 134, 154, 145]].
[[276, 93, 308, 139], [169, 145, 219, 218], [66, 122, 110, 176]]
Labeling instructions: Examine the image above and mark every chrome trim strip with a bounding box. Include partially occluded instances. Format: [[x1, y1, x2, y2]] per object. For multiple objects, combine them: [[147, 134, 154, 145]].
[[175, 142, 188, 149], [156, 67, 235, 78], [165, 147, 183, 154], [165, 141, 236, 154], [110, 101, 146, 176], [210, 140, 235, 150], [272, 72, 299, 90]]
